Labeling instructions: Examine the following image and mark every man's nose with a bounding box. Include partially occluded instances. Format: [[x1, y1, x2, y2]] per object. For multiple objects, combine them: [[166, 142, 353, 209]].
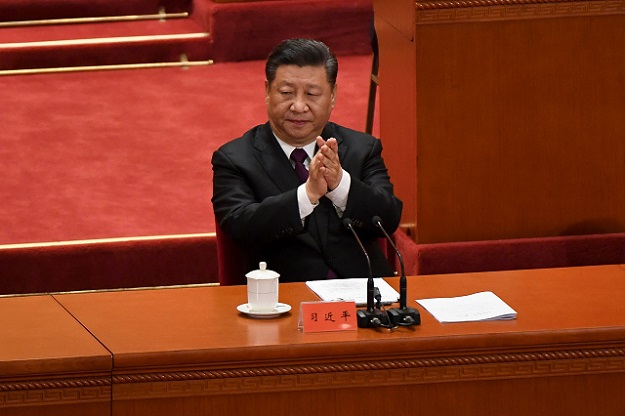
[[290, 94, 309, 112]]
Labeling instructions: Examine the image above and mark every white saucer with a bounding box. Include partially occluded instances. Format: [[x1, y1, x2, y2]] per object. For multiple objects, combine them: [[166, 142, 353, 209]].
[[237, 303, 292, 319]]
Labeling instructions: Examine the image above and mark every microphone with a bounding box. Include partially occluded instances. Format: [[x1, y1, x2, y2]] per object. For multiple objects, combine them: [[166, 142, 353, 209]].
[[343, 218, 391, 329], [372, 216, 420, 327], [342, 218, 373, 311]]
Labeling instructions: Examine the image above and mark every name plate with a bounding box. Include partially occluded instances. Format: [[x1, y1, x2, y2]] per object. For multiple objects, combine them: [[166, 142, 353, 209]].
[[299, 301, 357, 333]]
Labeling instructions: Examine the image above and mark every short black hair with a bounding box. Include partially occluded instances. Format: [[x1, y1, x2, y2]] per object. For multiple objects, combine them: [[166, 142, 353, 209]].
[[265, 38, 338, 88]]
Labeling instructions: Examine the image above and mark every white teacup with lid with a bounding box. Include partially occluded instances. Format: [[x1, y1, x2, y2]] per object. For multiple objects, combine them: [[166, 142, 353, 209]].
[[246, 262, 280, 312]]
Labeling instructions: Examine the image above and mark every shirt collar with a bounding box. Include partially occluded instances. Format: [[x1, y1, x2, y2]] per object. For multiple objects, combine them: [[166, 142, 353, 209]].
[[273, 133, 316, 161]]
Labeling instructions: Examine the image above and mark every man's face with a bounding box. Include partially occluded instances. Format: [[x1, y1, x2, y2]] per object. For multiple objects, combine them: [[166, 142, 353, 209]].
[[265, 64, 336, 147]]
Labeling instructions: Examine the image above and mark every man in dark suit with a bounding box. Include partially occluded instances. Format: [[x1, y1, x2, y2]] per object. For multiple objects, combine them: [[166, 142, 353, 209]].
[[212, 38, 402, 283]]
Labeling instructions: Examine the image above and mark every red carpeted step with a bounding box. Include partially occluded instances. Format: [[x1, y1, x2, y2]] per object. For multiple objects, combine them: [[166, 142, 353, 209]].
[[0, 235, 220, 294], [192, 0, 373, 62], [0, 0, 192, 22], [0, 18, 211, 70]]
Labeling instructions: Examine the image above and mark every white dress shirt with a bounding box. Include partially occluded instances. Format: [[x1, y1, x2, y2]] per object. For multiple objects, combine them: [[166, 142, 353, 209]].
[[274, 135, 351, 220]]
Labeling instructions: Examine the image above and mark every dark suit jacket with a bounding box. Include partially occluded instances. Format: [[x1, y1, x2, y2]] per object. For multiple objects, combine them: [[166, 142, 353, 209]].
[[211, 122, 403, 283]]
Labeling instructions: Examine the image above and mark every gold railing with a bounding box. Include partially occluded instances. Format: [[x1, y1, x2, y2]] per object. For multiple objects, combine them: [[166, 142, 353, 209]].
[[0, 55, 213, 76], [0, 8, 188, 28]]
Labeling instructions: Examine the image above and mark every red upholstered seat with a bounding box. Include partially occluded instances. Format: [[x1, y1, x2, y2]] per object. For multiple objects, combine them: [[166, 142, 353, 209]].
[[216, 224, 419, 285], [388, 228, 420, 276], [414, 233, 625, 275], [215, 223, 248, 286]]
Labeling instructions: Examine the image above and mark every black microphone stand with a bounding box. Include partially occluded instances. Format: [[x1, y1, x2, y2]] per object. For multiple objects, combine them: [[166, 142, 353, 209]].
[[373, 217, 420, 327], [342, 218, 391, 328]]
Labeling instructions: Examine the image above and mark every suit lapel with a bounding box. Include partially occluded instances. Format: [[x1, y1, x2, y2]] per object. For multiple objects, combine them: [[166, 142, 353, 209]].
[[252, 123, 301, 192], [252, 123, 322, 254]]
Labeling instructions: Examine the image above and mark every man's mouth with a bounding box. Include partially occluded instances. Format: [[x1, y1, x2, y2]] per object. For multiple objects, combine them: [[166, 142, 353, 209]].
[[288, 119, 309, 126]]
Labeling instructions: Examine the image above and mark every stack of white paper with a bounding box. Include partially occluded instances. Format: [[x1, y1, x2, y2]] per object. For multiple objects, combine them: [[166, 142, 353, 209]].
[[306, 278, 399, 306], [416, 291, 517, 323]]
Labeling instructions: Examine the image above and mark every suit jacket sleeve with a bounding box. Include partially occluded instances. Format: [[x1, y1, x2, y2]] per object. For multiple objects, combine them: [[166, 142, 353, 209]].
[[211, 125, 307, 246], [337, 126, 403, 238]]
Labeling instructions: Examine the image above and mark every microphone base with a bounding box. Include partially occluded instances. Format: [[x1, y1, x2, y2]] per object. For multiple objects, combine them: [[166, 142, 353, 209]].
[[388, 307, 421, 327], [357, 309, 392, 328]]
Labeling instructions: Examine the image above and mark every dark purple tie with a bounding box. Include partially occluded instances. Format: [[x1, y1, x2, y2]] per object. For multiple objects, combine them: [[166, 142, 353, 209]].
[[290, 148, 309, 183], [290, 149, 335, 278]]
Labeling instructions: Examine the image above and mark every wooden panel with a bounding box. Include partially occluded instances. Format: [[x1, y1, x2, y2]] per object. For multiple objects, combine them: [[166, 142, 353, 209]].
[[375, 15, 418, 236], [374, 0, 415, 40], [375, 0, 625, 243], [0, 296, 111, 416], [105, 373, 625, 416]]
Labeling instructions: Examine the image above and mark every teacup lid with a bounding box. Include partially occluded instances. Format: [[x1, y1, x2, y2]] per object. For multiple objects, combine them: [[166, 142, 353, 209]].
[[246, 262, 280, 279]]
